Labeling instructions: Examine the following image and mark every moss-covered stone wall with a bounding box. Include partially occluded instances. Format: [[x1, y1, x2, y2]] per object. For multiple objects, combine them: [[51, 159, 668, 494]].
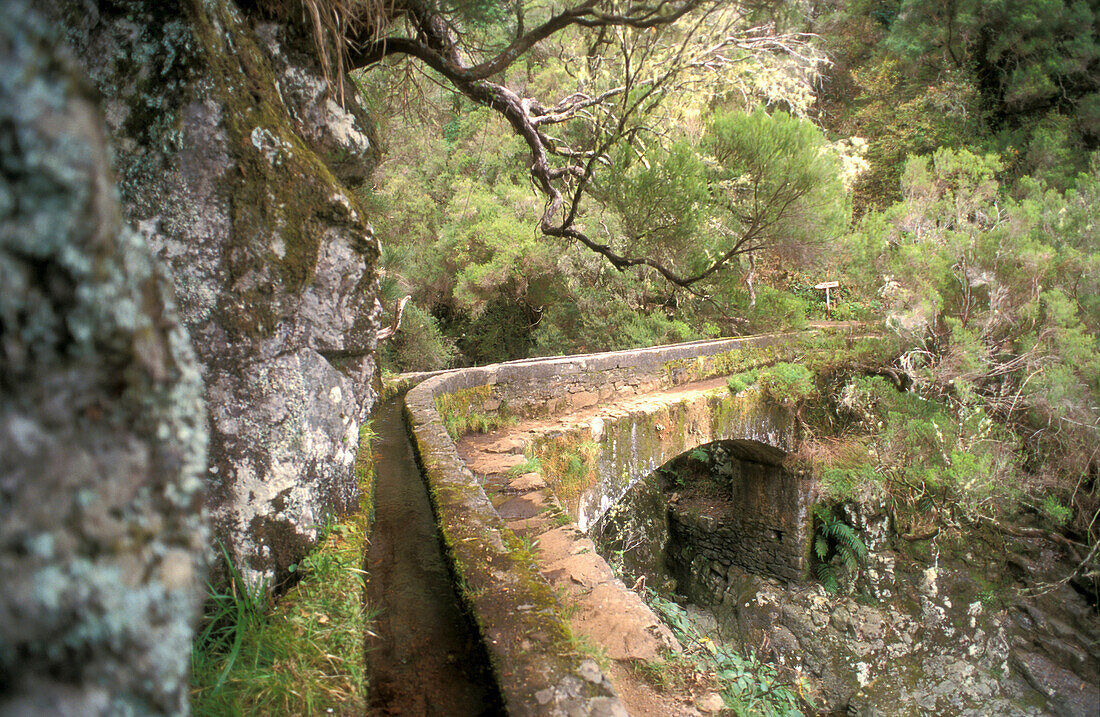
[[398, 332, 819, 714]]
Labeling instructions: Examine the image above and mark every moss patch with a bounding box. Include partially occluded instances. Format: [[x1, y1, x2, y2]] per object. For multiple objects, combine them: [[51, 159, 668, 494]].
[[186, 0, 376, 339], [661, 341, 797, 386]]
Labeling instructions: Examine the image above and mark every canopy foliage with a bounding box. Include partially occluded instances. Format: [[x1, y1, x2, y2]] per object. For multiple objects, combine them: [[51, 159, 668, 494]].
[[327, 0, 1098, 557]]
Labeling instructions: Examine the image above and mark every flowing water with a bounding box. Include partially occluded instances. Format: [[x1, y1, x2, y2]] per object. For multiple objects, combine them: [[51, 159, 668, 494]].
[[365, 398, 503, 716]]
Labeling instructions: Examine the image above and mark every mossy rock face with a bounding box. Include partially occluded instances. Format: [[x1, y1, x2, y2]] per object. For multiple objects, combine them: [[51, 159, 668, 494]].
[[1, 1, 208, 710], [53, 0, 384, 586]]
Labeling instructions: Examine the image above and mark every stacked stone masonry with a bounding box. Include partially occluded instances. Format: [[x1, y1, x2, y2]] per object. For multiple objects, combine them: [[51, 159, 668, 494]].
[[398, 332, 814, 715], [669, 505, 804, 595]]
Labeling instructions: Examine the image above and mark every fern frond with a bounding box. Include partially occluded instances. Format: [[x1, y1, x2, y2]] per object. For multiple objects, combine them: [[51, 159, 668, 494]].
[[814, 561, 838, 593], [811, 504, 868, 591], [841, 550, 859, 574]]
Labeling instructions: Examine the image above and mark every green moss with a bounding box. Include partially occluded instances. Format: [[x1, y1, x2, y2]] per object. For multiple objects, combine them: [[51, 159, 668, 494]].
[[661, 342, 801, 386], [662, 349, 748, 384], [435, 384, 516, 439], [186, 0, 376, 340]]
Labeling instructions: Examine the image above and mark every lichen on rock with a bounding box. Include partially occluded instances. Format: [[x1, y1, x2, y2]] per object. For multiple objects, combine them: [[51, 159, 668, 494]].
[[50, 0, 385, 587], [0, 1, 208, 710]]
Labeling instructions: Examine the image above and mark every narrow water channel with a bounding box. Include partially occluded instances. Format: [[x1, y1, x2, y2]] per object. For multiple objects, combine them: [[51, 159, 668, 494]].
[[365, 398, 503, 716]]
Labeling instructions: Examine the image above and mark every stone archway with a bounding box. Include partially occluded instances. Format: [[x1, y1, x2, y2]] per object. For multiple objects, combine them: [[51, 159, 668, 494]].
[[593, 438, 811, 605]]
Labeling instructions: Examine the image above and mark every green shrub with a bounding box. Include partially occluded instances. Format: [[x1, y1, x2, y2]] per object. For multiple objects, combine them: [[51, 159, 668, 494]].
[[820, 464, 879, 501], [727, 363, 816, 406], [758, 363, 816, 404], [727, 368, 760, 394], [379, 303, 458, 373], [1041, 495, 1072, 527], [745, 287, 810, 332]]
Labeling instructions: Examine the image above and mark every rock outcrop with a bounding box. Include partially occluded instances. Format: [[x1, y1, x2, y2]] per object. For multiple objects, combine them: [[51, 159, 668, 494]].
[[0, 1, 208, 711], [2, 0, 382, 709], [50, 0, 383, 586]]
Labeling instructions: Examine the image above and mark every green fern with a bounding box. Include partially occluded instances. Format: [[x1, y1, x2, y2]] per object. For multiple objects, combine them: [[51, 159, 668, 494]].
[[810, 506, 868, 593], [813, 560, 839, 594]]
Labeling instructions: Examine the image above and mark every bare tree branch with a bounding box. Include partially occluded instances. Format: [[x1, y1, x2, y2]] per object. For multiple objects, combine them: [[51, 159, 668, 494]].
[[348, 0, 825, 289]]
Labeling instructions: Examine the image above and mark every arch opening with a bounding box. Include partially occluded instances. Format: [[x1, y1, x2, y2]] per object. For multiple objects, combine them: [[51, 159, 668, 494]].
[[592, 438, 810, 606]]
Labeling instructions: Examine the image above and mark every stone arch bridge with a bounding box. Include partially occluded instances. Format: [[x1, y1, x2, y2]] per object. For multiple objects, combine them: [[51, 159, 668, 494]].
[[393, 332, 828, 715]]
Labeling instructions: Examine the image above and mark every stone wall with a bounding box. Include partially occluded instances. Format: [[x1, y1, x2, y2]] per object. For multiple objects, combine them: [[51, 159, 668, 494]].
[[50, 0, 383, 587], [594, 445, 811, 607], [530, 375, 799, 531], [667, 457, 809, 591], [448, 334, 798, 421], [398, 332, 820, 715]]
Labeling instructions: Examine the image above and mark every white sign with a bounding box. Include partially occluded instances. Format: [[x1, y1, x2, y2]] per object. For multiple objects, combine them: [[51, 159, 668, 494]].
[[814, 281, 839, 289]]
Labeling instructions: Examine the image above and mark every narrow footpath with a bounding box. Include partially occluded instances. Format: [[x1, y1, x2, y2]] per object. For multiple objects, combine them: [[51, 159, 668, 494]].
[[457, 378, 741, 716], [365, 398, 504, 716]]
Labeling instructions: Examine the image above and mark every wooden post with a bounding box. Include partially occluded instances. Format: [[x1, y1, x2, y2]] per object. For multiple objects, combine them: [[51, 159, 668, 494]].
[[814, 281, 839, 320]]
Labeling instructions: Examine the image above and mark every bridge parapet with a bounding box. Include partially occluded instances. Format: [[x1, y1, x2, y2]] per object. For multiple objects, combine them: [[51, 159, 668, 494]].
[[398, 333, 811, 715], [428, 332, 800, 419]]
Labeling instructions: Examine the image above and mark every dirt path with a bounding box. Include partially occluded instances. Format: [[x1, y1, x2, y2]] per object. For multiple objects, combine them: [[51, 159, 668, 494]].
[[457, 378, 737, 716], [365, 398, 504, 716]]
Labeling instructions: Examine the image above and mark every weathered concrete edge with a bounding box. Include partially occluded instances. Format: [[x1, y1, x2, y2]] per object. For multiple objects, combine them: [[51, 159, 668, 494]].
[[399, 332, 817, 714], [404, 387, 622, 716]]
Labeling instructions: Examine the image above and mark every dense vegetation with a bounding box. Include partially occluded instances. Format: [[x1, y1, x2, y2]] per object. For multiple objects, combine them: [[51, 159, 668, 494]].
[[189, 2, 1096, 710], [349, 0, 1097, 578]]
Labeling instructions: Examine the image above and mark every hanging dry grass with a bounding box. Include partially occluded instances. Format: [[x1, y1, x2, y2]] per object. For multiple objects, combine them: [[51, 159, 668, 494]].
[[259, 0, 398, 104]]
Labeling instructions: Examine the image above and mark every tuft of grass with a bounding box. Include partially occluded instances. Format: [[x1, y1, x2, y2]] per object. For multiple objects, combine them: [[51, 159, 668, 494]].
[[435, 386, 517, 439], [191, 524, 373, 715], [537, 440, 600, 502], [629, 652, 703, 694], [507, 455, 543, 476], [502, 528, 541, 566], [190, 421, 376, 715], [567, 632, 611, 671], [190, 543, 271, 700]]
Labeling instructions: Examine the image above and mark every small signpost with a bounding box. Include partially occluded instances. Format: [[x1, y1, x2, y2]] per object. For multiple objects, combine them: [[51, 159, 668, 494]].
[[814, 281, 840, 318]]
